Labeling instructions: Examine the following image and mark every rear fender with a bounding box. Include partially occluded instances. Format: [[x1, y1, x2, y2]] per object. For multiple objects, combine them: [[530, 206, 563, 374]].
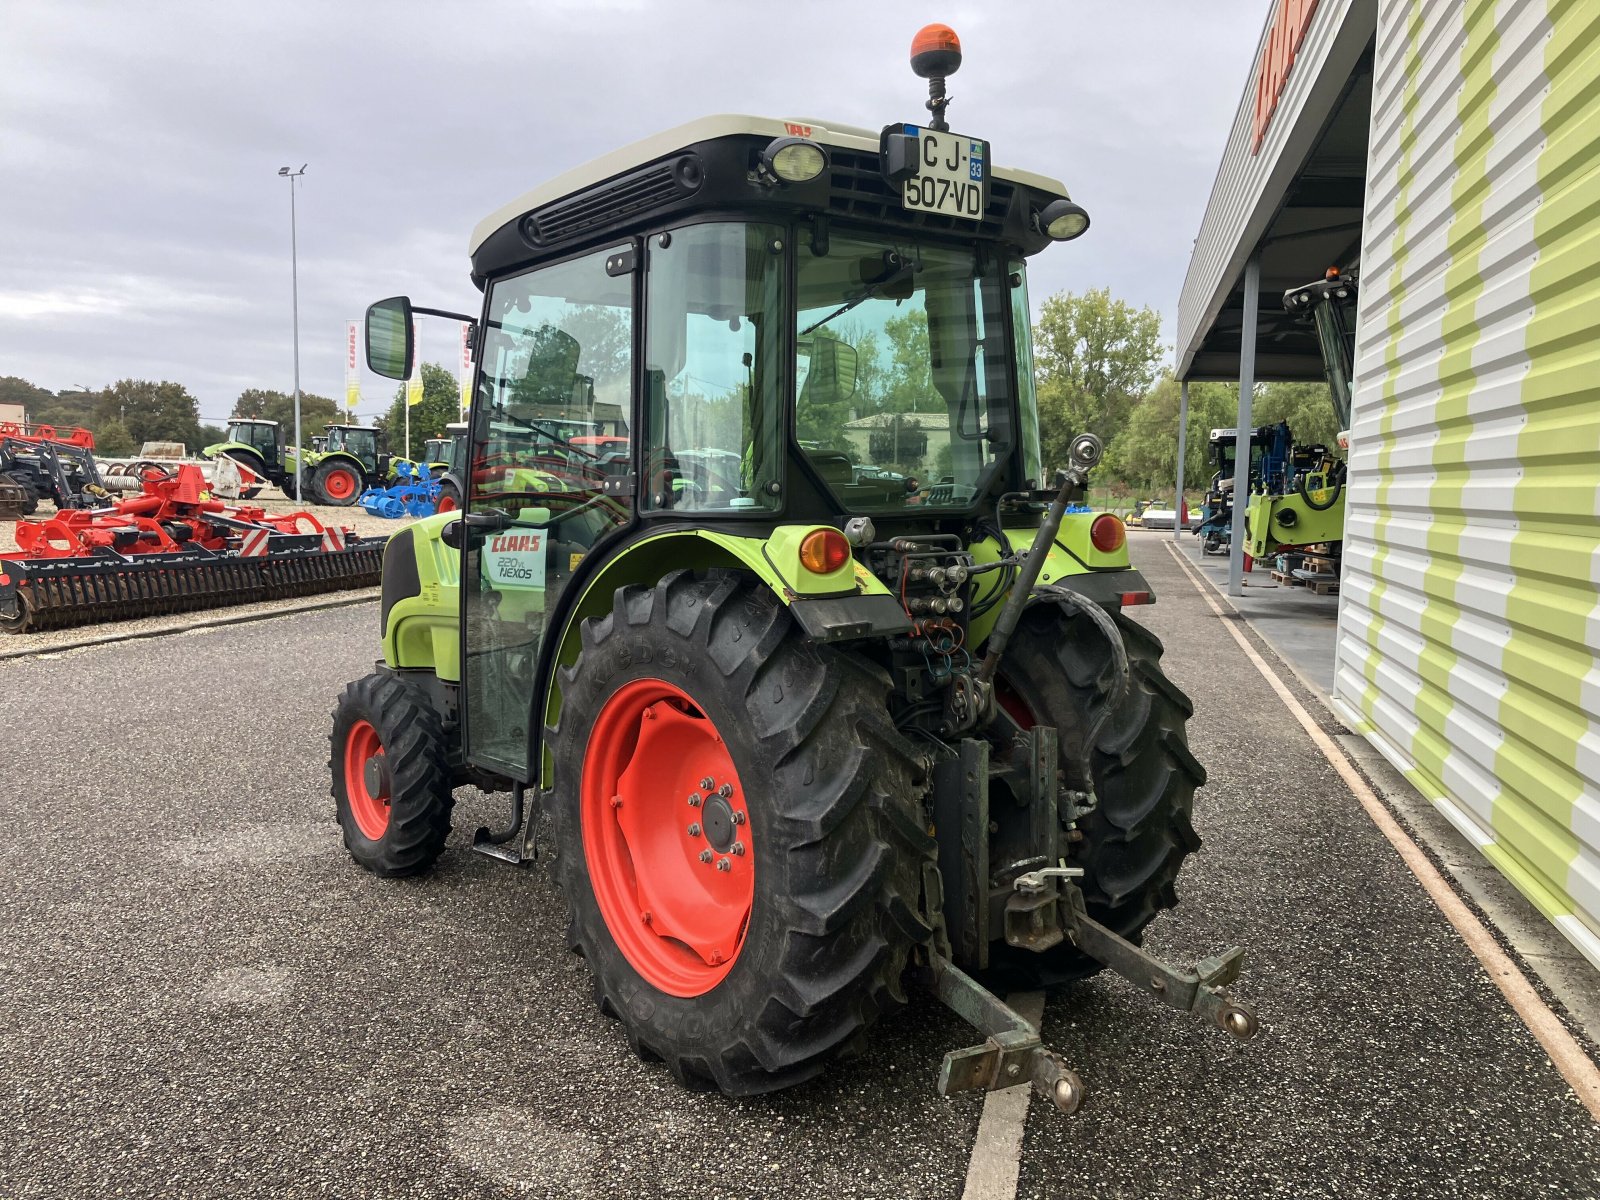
[[967, 511, 1134, 646], [539, 526, 899, 784]]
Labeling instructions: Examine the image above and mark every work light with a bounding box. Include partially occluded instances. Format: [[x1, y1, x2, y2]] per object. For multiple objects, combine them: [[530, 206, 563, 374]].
[[759, 137, 828, 184], [1038, 199, 1091, 241]]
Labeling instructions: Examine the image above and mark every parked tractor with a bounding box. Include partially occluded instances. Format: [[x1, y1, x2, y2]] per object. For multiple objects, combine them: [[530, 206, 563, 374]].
[[331, 26, 1256, 1114], [206, 419, 390, 506], [0, 422, 109, 513], [1240, 270, 1356, 563], [204, 419, 285, 499]]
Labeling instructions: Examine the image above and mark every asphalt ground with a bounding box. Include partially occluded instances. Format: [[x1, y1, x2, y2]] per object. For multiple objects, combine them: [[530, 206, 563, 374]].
[[1, 539, 1597, 1199]]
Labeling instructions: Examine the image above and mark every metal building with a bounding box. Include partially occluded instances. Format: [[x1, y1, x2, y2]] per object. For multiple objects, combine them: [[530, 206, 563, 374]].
[[1177, 0, 1600, 968]]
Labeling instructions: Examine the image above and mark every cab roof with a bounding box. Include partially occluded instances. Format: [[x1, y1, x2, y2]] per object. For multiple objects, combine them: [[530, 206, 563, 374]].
[[469, 113, 1072, 266]]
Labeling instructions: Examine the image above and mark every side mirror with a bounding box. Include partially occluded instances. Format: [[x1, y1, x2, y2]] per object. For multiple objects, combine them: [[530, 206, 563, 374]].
[[366, 297, 414, 380]]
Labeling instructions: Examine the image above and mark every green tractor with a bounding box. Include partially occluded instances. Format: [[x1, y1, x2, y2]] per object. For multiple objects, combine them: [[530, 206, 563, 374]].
[[205, 419, 388, 504], [387, 434, 455, 485], [331, 26, 1255, 1113], [1242, 270, 1356, 563], [302, 423, 389, 506], [203, 418, 286, 499]]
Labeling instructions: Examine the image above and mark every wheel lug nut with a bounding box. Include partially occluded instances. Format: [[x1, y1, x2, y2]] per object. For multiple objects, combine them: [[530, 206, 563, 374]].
[[716, 857, 731, 872], [731, 811, 745, 826], [699, 849, 713, 863], [688, 793, 702, 807], [699, 777, 714, 789], [717, 783, 734, 798], [687, 823, 702, 837], [610, 795, 624, 809], [731, 841, 745, 856], [641, 911, 652, 924]]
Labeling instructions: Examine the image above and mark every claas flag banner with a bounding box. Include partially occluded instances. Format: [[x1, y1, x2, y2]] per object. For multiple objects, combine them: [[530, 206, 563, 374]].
[[344, 320, 362, 410]]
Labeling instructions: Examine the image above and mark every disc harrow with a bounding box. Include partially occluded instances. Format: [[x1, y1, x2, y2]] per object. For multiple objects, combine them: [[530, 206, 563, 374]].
[[0, 463, 384, 634]]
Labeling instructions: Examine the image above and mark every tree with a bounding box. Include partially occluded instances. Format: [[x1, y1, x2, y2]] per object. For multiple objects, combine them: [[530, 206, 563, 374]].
[[93, 380, 203, 451], [1253, 381, 1340, 452], [198, 423, 228, 447], [1103, 375, 1238, 494], [379, 363, 462, 460], [231, 388, 340, 439], [0, 376, 58, 423], [94, 418, 136, 457], [1033, 288, 1165, 466]]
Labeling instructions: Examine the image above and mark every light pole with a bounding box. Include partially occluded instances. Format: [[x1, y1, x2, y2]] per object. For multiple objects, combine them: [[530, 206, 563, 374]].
[[278, 164, 307, 496]]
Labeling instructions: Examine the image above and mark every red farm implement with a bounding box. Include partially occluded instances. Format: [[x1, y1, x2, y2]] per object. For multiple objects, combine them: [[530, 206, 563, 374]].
[[0, 464, 384, 633]]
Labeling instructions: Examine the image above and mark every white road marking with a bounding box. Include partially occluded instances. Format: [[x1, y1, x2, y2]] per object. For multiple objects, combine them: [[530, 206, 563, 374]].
[[960, 990, 1045, 1200], [1166, 540, 1600, 1122]]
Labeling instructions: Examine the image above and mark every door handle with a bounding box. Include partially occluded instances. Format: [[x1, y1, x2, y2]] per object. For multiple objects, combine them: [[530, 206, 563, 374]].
[[442, 507, 510, 549]]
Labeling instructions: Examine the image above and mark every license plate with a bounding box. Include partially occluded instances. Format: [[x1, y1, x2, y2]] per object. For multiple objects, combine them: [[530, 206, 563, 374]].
[[900, 126, 988, 221]]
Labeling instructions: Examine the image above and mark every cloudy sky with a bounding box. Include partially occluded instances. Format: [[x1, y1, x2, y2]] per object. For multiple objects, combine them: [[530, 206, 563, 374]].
[[1, 0, 1267, 424]]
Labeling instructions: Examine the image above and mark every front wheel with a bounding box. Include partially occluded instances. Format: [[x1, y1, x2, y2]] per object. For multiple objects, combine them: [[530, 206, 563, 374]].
[[547, 571, 936, 1095], [330, 672, 455, 876], [435, 478, 462, 513], [985, 600, 1206, 988]]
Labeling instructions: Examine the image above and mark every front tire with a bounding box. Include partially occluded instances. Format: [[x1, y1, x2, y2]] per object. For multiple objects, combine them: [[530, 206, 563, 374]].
[[330, 672, 455, 876], [547, 570, 936, 1095], [986, 601, 1206, 987]]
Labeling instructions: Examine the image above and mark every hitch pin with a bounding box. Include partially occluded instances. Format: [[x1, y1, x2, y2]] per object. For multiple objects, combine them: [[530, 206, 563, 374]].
[[1012, 863, 1083, 895]]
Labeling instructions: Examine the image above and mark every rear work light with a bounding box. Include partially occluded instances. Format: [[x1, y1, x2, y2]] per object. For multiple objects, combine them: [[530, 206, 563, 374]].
[[799, 528, 851, 574], [1090, 514, 1126, 553]]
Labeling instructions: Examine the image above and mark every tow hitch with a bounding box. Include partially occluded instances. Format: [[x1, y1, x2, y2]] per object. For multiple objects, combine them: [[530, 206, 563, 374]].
[[929, 867, 1258, 1113]]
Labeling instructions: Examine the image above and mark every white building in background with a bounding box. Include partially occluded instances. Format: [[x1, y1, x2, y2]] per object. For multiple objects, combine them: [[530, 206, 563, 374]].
[[1178, 0, 1600, 968]]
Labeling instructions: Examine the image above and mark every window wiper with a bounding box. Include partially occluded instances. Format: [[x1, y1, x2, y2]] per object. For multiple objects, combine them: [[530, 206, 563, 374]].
[[800, 259, 920, 336]]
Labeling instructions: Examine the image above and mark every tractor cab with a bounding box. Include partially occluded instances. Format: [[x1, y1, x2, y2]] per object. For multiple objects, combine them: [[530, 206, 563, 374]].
[[422, 437, 452, 472], [323, 424, 383, 471], [344, 24, 1251, 1116], [226, 419, 281, 461]]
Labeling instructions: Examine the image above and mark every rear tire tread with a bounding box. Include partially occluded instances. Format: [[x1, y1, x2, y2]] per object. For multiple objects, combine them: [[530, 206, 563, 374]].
[[548, 570, 934, 1096]]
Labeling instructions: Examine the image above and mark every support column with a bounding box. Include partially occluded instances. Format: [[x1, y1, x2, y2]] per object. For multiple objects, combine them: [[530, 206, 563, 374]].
[[1174, 379, 1189, 543], [1227, 255, 1259, 597]]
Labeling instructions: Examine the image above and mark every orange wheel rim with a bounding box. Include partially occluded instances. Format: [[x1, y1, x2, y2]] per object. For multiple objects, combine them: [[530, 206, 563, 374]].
[[581, 678, 753, 997]]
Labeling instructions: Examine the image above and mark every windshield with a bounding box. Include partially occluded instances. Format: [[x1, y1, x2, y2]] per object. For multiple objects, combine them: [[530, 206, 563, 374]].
[[795, 231, 1013, 511], [327, 427, 375, 458]]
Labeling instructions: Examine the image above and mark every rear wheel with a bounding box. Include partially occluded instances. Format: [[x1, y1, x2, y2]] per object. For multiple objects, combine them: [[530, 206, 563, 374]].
[[330, 672, 454, 876], [984, 601, 1206, 987], [548, 570, 936, 1095], [315, 461, 362, 506]]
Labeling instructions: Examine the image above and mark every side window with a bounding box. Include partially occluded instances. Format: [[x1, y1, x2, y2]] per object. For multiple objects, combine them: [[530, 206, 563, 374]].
[[644, 223, 785, 512]]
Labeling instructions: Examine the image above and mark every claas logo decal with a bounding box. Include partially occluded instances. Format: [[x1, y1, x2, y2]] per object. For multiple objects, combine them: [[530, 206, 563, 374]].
[[489, 533, 542, 554], [483, 530, 547, 588]]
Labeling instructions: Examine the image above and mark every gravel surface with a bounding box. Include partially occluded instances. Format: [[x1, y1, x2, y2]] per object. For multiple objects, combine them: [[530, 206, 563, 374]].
[[0, 543, 1596, 1199]]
